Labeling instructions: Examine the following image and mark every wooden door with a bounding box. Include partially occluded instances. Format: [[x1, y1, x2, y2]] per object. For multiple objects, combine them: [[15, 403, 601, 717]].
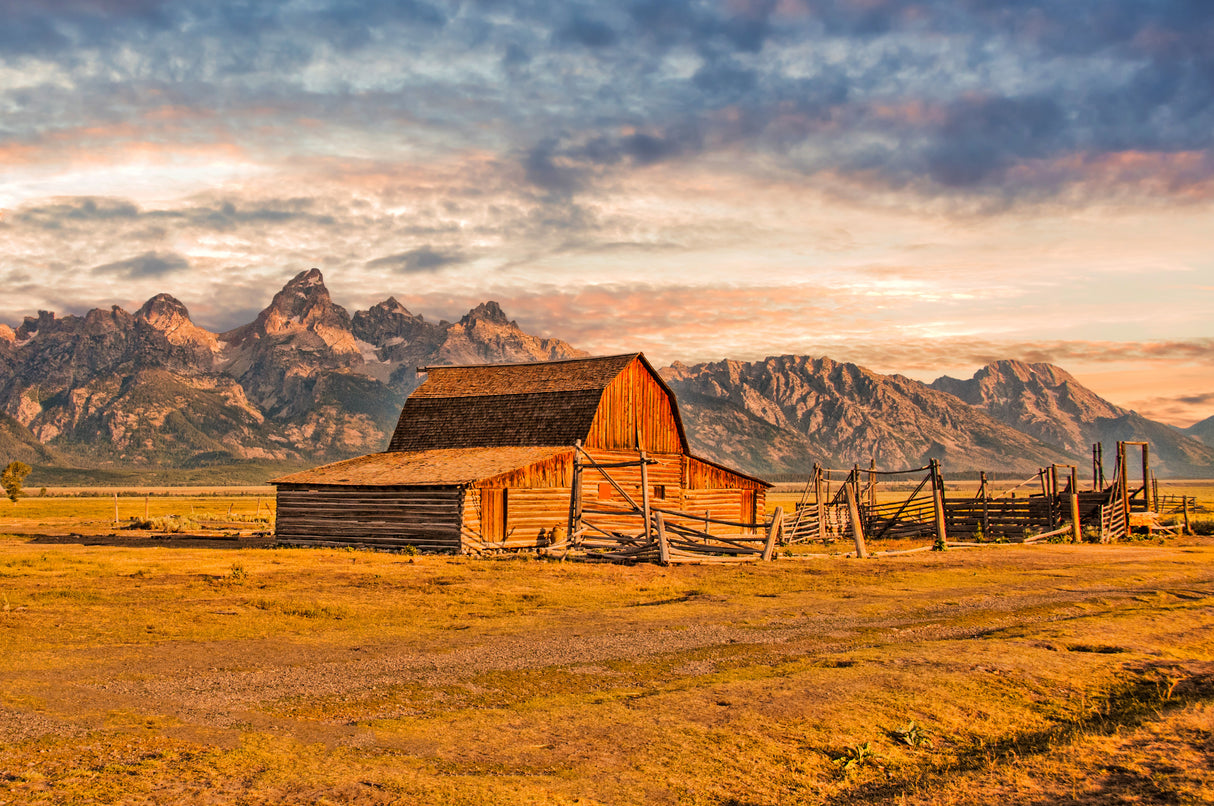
[[741, 490, 757, 532], [483, 488, 508, 543]]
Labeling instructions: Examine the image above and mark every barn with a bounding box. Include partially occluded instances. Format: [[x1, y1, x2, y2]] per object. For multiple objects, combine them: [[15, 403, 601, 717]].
[[272, 353, 769, 553]]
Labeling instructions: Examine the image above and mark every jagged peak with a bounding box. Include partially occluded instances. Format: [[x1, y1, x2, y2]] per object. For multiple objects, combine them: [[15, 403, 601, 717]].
[[83, 305, 132, 329], [256, 268, 347, 325], [461, 301, 510, 326], [17, 310, 55, 340], [293, 267, 325, 287], [368, 296, 416, 318], [136, 293, 192, 325]]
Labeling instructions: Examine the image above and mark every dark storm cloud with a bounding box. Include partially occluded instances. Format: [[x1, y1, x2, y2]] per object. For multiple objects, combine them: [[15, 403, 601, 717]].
[[92, 250, 190, 278], [366, 247, 464, 273], [4, 0, 1214, 205]]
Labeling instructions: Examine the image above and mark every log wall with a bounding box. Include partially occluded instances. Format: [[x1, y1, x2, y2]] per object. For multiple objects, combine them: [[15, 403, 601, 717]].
[[275, 485, 465, 552]]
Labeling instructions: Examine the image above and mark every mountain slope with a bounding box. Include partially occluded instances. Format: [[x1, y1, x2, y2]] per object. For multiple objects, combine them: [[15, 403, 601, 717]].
[[0, 270, 585, 468], [1186, 415, 1214, 447], [932, 360, 1214, 476], [662, 355, 1062, 476]]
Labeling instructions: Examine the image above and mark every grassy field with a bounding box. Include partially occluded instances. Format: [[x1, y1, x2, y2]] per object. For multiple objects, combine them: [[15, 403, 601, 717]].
[[1, 507, 1212, 804]]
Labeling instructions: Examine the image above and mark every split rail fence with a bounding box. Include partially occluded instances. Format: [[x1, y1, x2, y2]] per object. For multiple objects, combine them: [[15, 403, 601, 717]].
[[782, 441, 1188, 556], [552, 442, 784, 565]]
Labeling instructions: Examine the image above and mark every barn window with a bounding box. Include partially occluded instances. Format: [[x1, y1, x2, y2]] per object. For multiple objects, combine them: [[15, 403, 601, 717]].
[[653, 485, 666, 500]]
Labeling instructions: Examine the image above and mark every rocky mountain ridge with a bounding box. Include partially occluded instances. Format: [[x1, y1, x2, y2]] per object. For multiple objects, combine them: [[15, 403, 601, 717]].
[[1, 270, 1210, 478], [930, 360, 1214, 477], [662, 355, 1062, 476], [0, 269, 585, 467]]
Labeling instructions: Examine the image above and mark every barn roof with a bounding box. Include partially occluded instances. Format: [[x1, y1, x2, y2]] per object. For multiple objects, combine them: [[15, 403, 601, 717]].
[[271, 446, 572, 487], [387, 353, 689, 452]]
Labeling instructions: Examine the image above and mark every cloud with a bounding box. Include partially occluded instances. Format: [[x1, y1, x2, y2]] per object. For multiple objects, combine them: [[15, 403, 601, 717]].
[[92, 250, 189, 278], [12, 197, 140, 228], [555, 12, 619, 48], [365, 246, 463, 273]]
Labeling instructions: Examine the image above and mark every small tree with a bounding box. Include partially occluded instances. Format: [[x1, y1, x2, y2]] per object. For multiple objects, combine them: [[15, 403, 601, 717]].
[[2, 461, 31, 503]]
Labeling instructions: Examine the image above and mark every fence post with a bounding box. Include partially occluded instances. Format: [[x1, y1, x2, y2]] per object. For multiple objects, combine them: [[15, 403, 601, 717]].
[[567, 440, 583, 546], [844, 482, 868, 559], [656, 513, 670, 565], [1069, 491, 1082, 543], [930, 460, 947, 549], [980, 471, 990, 541], [1183, 496, 1192, 536], [815, 465, 826, 543], [762, 507, 783, 561], [869, 459, 876, 511], [639, 449, 651, 543], [113, 492, 118, 527]]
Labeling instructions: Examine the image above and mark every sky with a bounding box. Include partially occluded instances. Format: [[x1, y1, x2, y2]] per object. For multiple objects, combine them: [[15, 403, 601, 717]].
[[1, 0, 1212, 426]]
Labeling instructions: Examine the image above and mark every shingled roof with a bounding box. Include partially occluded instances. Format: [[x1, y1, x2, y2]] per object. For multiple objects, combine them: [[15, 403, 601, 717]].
[[387, 353, 652, 452], [273, 446, 572, 487]]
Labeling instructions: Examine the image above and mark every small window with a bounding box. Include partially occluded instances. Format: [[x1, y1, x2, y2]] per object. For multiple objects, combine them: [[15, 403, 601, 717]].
[[598, 482, 612, 500], [653, 485, 666, 500]]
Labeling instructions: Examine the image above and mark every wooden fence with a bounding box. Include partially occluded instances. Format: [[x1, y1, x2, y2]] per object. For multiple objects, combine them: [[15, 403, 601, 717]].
[[782, 442, 1186, 552], [558, 442, 784, 565]]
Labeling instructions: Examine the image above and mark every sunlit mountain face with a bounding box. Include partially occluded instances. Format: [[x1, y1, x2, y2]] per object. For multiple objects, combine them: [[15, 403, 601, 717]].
[[1, 1, 1212, 428]]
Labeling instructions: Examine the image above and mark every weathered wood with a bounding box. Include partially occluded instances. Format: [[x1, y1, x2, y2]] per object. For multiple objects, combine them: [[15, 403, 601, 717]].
[[762, 507, 782, 561], [656, 513, 670, 565], [844, 482, 868, 559], [1069, 491, 1082, 543]]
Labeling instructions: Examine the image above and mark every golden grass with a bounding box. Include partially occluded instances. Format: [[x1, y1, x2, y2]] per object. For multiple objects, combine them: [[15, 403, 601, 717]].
[[1, 531, 1212, 804]]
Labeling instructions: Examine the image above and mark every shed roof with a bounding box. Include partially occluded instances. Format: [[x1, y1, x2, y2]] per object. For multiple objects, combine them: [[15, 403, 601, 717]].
[[272, 446, 572, 487], [388, 353, 666, 452]]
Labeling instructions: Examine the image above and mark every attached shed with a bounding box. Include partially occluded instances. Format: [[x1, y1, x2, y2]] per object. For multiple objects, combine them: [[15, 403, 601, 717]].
[[272, 353, 769, 552]]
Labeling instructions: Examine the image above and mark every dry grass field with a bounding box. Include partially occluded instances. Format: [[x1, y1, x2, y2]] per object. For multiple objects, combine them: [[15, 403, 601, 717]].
[[1, 493, 1213, 805]]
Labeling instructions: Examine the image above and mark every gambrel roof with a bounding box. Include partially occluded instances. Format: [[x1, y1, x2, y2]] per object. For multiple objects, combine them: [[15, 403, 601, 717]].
[[386, 353, 688, 452]]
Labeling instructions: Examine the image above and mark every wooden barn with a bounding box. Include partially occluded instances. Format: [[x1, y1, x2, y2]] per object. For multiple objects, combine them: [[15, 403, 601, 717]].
[[272, 353, 769, 553]]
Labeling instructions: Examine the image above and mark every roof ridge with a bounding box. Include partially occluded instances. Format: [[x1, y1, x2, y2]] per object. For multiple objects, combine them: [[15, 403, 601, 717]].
[[417, 352, 639, 372]]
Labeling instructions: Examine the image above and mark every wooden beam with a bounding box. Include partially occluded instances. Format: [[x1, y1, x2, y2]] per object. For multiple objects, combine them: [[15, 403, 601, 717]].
[[656, 513, 670, 566], [762, 507, 782, 561], [843, 482, 868, 559]]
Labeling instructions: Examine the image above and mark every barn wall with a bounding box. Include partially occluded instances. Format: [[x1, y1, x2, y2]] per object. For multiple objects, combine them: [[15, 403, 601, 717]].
[[576, 448, 760, 534], [586, 359, 684, 453], [275, 485, 465, 552], [463, 486, 573, 550]]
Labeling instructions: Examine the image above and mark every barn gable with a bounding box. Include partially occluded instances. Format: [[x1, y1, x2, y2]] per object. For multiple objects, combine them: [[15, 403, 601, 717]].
[[386, 353, 688, 452], [585, 354, 687, 453]]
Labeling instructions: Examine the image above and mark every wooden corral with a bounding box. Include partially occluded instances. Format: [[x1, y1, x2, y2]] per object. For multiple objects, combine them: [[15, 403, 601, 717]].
[[784, 441, 1189, 553], [273, 354, 769, 555]]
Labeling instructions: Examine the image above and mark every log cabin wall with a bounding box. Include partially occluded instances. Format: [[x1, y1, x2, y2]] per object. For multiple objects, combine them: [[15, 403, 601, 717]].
[[461, 451, 576, 550], [580, 448, 684, 534], [275, 485, 464, 552], [683, 456, 768, 534], [578, 448, 766, 534], [585, 358, 685, 453]]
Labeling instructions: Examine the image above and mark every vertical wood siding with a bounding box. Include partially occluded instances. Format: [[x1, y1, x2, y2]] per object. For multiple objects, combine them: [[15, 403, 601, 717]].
[[586, 359, 684, 453], [275, 485, 464, 551]]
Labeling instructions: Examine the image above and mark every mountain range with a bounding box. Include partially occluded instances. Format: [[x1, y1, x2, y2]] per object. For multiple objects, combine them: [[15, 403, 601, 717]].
[[2, 269, 1211, 480]]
